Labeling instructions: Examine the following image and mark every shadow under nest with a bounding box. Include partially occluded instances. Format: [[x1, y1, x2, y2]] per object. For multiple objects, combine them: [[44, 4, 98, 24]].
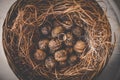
[[2, 0, 115, 80]]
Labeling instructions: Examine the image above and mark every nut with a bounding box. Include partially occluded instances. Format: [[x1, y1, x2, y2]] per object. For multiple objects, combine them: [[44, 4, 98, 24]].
[[38, 39, 49, 50], [68, 55, 78, 65], [48, 39, 62, 52], [72, 27, 82, 37], [74, 40, 86, 53], [45, 57, 56, 70], [41, 25, 51, 35], [34, 49, 46, 61], [63, 32, 74, 46], [62, 20, 72, 30], [52, 26, 64, 38], [58, 33, 65, 41], [54, 50, 67, 62]]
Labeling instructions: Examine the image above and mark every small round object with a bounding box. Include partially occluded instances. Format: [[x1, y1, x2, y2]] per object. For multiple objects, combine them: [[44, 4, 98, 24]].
[[62, 20, 72, 30], [45, 57, 56, 70], [34, 49, 46, 61], [38, 39, 49, 50], [41, 25, 51, 35], [68, 55, 78, 65], [54, 50, 67, 62], [72, 27, 82, 37], [58, 33, 65, 41], [48, 39, 62, 52], [51, 26, 64, 38], [74, 40, 86, 53], [63, 32, 74, 46]]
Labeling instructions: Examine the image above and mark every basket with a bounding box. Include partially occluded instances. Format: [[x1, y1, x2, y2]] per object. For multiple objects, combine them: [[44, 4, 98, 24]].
[[2, 0, 115, 80]]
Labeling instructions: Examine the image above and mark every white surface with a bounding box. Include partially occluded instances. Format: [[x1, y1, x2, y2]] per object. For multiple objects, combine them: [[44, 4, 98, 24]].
[[0, 0, 18, 80]]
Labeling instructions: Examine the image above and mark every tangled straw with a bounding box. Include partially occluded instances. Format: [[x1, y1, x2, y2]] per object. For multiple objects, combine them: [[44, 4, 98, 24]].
[[3, 0, 115, 80]]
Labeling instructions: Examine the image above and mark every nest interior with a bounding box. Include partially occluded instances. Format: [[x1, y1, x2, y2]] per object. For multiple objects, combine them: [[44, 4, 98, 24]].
[[2, 0, 115, 80]]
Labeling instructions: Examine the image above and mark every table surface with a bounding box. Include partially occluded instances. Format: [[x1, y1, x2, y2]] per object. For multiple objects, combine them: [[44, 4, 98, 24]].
[[0, 0, 120, 80]]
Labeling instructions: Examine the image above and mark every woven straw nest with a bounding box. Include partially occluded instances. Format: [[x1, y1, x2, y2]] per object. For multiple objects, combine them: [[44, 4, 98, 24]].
[[2, 0, 115, 80]]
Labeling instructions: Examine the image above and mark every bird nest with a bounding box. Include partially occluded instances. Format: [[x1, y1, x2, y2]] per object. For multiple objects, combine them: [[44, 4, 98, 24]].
[[2, 0, 115, 80]]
